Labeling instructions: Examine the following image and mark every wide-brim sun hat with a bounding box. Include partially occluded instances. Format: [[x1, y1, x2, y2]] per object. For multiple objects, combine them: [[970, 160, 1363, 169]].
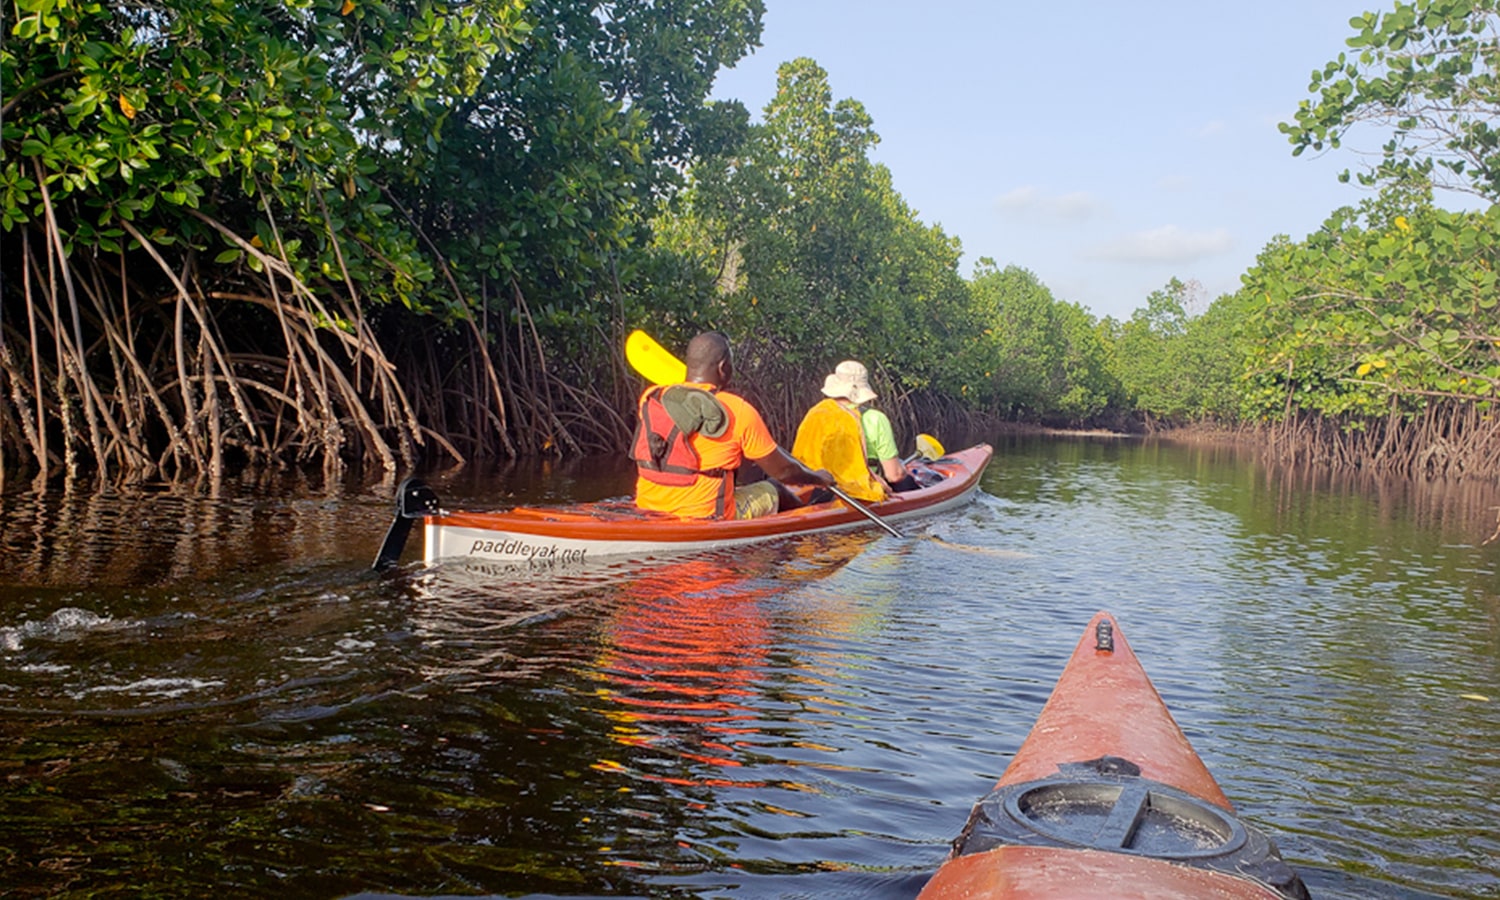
[[821, 360, 877, 406]]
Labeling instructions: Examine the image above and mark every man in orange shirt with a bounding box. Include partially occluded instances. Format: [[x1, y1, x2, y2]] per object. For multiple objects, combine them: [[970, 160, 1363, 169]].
[[634, 332, 833, 519]]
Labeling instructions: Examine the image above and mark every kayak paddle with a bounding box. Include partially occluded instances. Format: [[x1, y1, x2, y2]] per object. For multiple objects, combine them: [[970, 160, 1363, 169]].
[[903, 433, 946, 464], [625, 329, 686, 385], [828, 484, 904, 538], [915, 433, 945, 459], [372, 478, 442, 570]]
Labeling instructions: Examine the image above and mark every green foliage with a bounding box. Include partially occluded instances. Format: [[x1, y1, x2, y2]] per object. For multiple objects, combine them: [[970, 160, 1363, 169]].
[[401, 0, 766, 326], [2, 0, 764, 317], [1183, 292, 1255, 420], [534, 0, 766, 166], [1108, 279, 1250, 423], [1, 0, 542, 312], [652, 58, 976, 403], [1114, 279, 1195, 420], [1239, 188, 1500, 423], [1054, 301, 1123, 422], [954, 262, 1123, 424], [1, 0, 768, 470], [1248, 0, 1500, 480], [965, 262, 1065, 415], [1281, 0, 1500, 201], [23, 0, 1493, 469], [655, 69, 1134, 427]]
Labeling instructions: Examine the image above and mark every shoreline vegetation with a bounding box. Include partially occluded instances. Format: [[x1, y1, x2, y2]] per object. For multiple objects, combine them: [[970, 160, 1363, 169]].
[[3, 2, 1497, 492]]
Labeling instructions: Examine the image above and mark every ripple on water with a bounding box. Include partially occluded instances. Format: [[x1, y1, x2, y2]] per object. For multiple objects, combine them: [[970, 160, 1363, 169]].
[[0, 606, 124, 651], [1, 441, 1497, 899]]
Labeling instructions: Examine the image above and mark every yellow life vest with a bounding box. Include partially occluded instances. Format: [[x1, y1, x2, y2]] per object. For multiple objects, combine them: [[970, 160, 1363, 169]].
[[792, 398, 886, 502]]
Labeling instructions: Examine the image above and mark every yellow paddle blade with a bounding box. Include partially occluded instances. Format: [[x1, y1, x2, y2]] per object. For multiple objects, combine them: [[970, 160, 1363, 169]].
[[915, 433, 945, 460], [625, 330, 686, 385]]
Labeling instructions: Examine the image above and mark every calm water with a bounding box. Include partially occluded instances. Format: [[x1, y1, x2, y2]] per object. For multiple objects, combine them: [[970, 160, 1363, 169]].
[[1, 436, 1497, 899]]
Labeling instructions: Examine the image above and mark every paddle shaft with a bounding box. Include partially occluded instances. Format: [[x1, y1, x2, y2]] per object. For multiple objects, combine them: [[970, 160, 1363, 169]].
[[828, 484, 904, 538]]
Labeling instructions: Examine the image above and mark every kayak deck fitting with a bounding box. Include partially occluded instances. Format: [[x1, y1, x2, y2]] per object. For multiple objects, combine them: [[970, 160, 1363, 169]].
[[917, 611, 1310, 900]]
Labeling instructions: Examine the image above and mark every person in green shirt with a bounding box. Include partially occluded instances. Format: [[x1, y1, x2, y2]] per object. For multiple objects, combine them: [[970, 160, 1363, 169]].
[[859, 402, 918, 492], [819, 360, 920, 493]]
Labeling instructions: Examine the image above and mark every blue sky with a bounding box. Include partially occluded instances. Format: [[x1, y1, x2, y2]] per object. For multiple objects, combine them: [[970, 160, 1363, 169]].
[[707, 0, 1387, 322]]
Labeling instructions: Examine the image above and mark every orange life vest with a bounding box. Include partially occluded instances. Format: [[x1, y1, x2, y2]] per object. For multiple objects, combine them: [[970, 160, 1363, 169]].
[[630, 385, 733, 515]]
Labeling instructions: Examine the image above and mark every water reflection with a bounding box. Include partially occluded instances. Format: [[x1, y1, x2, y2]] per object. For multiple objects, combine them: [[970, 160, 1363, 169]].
[[0, 472, 393, 587], [582, 535, 891, 788], [591, 556, 779, 788], [983, 435, 1500, 900], [1, 439, 1497, 898]]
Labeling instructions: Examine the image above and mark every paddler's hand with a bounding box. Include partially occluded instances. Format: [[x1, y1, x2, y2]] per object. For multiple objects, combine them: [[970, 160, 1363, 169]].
[[812, 468, 835, 487]]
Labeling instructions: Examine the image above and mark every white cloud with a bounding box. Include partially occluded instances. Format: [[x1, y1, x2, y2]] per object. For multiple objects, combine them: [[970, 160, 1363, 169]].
[[994, 186, 1107, 223], [1084, 225, 1234, 264]]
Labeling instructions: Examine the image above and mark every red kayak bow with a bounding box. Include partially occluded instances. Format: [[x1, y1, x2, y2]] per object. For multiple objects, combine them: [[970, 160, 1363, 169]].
[[918, 611, 1310, 900]]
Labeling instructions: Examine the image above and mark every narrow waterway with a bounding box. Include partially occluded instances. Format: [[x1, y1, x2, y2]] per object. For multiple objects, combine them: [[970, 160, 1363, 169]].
[[1, 436, 1496, 898]]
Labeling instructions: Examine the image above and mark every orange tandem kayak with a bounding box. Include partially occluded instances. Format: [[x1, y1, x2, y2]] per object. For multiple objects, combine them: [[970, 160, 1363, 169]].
[[372, 444, 992, 568], [917, 611, 1310, 900]]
